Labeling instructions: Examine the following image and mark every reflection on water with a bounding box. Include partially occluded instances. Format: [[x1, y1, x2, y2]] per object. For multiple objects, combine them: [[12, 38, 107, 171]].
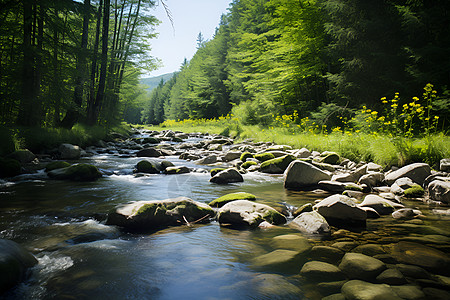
[[0, 151, 449, 300]]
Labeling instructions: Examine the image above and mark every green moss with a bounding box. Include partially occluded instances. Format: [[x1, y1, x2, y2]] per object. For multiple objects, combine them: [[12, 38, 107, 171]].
[[65, 163, 102, 181], [135, 160, 159, 174], [210, 168, 226, 177], [344, 185, 363, 192], [404, 184, 425, 198], [260, 155, 295, 173], [208, 192, 257, 208], [240, 151, 254, 162], [241, 161, 257, 169], [263, 209, 287, 225], [0, 157, 21, 178], [136, 203, 161, 215], [45, 161, 71, 172], [254, 152, 275, 162]]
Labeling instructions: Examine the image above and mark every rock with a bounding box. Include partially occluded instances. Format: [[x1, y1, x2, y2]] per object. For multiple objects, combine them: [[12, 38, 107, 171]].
[[367, 162, 383, 172], [223, 151, 241, 162], [47, 163, 102, 181], [134, 160, 160, 174], [208, 192, 256, 208], [385, 163, 431, 186], [254, 152, 275, 162], [440, 158, 450, 172], [284, 160, 332, 190], [352, 244, 386, 256], [318, 181, 363, 193], [163, 166, 190, 174], [391, 242, 450, 275], [314, 194, 367, 227], [196, 155, 217, 165], [210, 168, 243, 184], [312, 161, 336, 172], [294, 148, 311, 159], [358, 172, 384, 188], [338, 253, 387, 281], [260, 155, 295, 174], [300, 261, 346, 282], [332, 164, 368, 183], [6, 149, 35, 163], [136, 147, 162, 157], [208, 144, 222, 151], [252, 249, 305, 272], [59, 143, 81, 160], [319, 152, 340, 165], [428, 180, 450, 204], [0, 239, 38, 294], [241, 161, 257, 169], [160, 160, 175, 170], [106, 197, 215, 231], [251, 273, 302, 297], [395, 264, 430, 279], [240, 151, 254, 162], [403, 185, 425, 198], [422, 287, 450, 300], [271, 234, 312, 253], [217, 200, 286, 228], [392, 208, 422, 220], [390, 285, 426, 300], [341, 280, 402, 300], [0, 157, 21, 178], [45, 161, 71, 172], [289, 211, 330, 235], [210, 168, 226, 177], [358, 195, 404, 215], [293, 203, 313, 217], [309, 246, 345, 264], [391, 177, 416, 195], [376, 269, 407, 285], [142, 136, 160, 144]]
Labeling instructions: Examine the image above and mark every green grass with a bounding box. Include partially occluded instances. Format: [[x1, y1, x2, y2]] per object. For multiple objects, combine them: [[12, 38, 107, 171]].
[[144, 121, 450, 169]]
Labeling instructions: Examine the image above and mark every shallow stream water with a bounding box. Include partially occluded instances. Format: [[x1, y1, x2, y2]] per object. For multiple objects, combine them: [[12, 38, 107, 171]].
[[1, 134, 449, 299]]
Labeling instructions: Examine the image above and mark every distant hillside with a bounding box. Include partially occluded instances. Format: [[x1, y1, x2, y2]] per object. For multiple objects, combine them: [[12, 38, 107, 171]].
[[140, 73, 175, 92]]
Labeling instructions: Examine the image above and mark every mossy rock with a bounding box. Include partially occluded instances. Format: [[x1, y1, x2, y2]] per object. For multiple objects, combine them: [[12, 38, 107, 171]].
[[208, 192, 257, 208], [45, 161, 71, 172], [404, 184, 424, 198], [260, 155, 295, 174], [106, 197, 215, 231], [344, 184, 364, 192], [254, 152, 275, 162], [134, 160, 160, 174], [48, 163, 102, 181], [320, 152, 340, 165], [142, 137, 160, 144], [0, 157, 21, 178], [210, 168, 226, 177], [241, 161, 257, 169], [240, 151, 254, 162]]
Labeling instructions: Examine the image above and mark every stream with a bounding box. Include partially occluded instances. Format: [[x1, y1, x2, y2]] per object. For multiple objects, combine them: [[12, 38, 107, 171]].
[[1, 131, 449, 300]]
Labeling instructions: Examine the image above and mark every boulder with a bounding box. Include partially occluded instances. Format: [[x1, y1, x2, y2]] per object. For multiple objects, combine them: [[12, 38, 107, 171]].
[[300, 261, 347, 282], [254, 152, 275, 162], [332, 164, 368, 183], [217, 200, 286, 228], [240, 151, 254, 162], [440, 158, 450, 172], [47, 163, 102, 181], [319, 152, 340, 165], [428, 180, 450, 204], [309, 246, 345, 265], [223, 151, 241, 162], [390, 177, 416, 195], [0, 157, 21, 178], [391, 241, 450, 275], [6, 149, 35, 163], [270, 234, 312, 253], [0, 239, 38, 294], [385, 163, 431, 186], [208, 192, 256, 208], [210, 168, 226, 177], [136, 147, 162, 158], [260, 155, 295, 174], [163, 166, 190, 174], [134, 160, 160, 174], [376, 269, 407, 285], [241, 161, 258, 169], [352, 244, 386, 256], [252, 249, 305, 273], [106, 197, 215, 231], [294, 148, 311, 159], [341, 280, 402, 300], [250, 273, 302, 298], [358, 172, 384, 188], [358, 195, 404, 215], [392, 208, 422, 220], [59, 143, 81, 160], [338, 253, 387, 281], [318, 181, 362, 193], [289, 211, 330, 235], [210, 168, 243, 184], [284, 160, 331, 190], [45, 161, 70, 172], [313, 194, 367, 227], [293, 203, 313, 217], [196, 155, 217, 165], [390, 285, 426, 300]]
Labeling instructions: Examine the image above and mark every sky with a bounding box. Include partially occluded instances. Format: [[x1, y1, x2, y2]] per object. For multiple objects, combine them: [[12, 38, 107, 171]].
[[145, 0, 233, 78]]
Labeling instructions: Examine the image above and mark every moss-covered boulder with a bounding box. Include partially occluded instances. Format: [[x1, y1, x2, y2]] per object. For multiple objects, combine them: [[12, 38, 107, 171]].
[[45, 161, 71, 172], [240, 151, 254, 162], [404, 184, 425, 198], [0, 239, 38, 294], [106, 197, 215, 231], [208, 192, 256, 208], [319, 152, 340, 165], [134, 160, 160, 174], [210, 168, 226, 177], [254, 152, 275, 162], [241, 161, 257, 169], [218, 200, 286, 228], [6, 149, 35, 164], [0, 157, 21, 178], [47, 163, 102, 181], [260, 155, 295, 174]]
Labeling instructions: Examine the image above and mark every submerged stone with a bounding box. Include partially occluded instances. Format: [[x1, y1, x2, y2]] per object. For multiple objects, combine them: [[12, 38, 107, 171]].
[[47, 163, 102, 181]]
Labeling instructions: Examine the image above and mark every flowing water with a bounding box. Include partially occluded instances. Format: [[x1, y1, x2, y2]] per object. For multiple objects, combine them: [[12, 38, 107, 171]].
[[1, 134, 449, 299]]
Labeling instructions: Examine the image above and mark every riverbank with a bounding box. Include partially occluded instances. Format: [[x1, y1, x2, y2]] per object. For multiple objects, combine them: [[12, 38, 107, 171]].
[[0, 127, 449, 299]]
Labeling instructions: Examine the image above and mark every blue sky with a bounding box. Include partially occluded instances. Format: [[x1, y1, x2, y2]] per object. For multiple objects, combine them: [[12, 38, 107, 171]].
[[146, 0, 232, 78]]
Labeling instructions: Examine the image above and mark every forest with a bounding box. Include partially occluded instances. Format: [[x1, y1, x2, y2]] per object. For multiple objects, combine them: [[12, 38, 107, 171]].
[[142, 0, 450, 132]]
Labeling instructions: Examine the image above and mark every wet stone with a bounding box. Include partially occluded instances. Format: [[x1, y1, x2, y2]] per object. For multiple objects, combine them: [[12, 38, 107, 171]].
[[300, 261, 347, 282], [341, 280, 402, 300], [390, 285, 426, 300], [338, 253, 387, 281], [352, 244, 386, 256], [309, 246, 345, 265], [376, 268, 408, 285], [331, 241, 358, 252]]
